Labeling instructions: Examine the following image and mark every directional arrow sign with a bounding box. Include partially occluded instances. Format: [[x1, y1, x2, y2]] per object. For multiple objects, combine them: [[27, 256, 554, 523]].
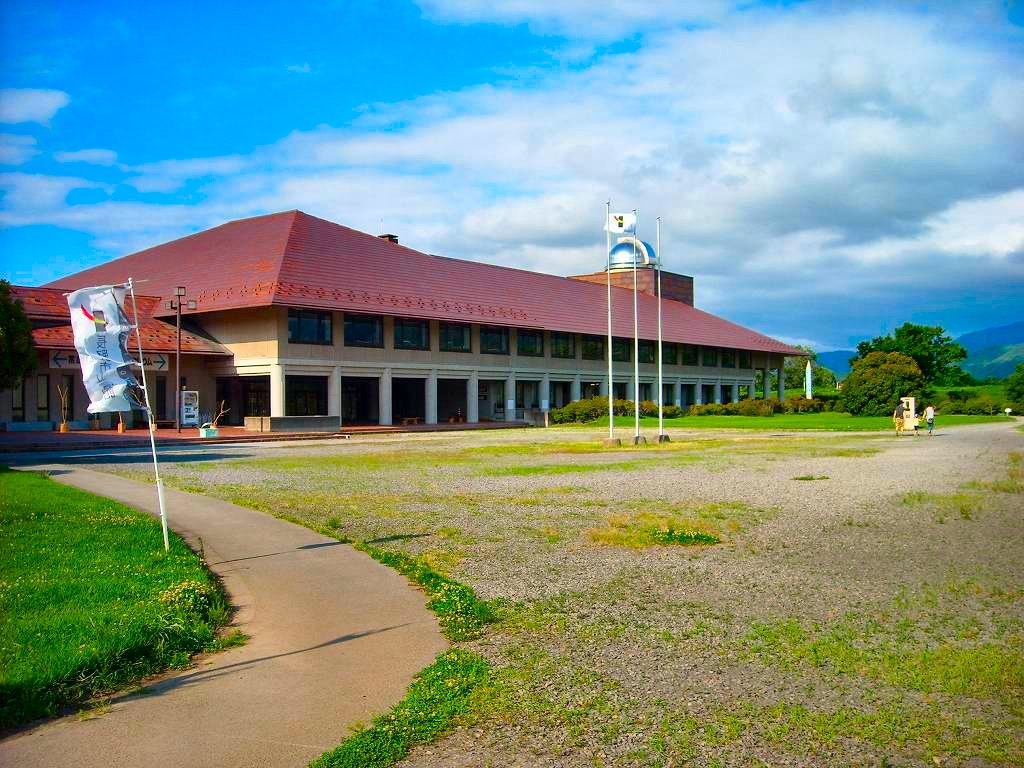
[[142, 354, 168, 370], [50, 350, 82, 369]]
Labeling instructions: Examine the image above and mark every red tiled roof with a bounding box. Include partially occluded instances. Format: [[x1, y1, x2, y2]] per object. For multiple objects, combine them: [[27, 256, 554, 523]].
[[12, 286, 230, 356], [46, 210, 801, 354]]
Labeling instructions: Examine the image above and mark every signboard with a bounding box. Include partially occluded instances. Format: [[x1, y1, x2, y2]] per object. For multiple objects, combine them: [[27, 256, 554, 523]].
[[49, 350, 168, 371], [181, 390, 200, 427]]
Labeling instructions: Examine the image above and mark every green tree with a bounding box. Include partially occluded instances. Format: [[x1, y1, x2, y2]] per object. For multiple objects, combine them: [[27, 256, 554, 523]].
[[1006, 363, 1024, 406], [783, 346, 839, 393], [839, 351, 926, 416], [0, 280, 36, 390], [853, 322, 966, 385]]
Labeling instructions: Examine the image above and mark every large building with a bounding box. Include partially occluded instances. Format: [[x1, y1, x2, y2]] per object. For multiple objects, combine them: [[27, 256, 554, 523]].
[[3, 210, 801, 431]]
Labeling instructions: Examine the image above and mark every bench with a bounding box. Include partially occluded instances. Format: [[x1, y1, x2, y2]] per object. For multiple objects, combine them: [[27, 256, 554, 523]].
[[399, 416, 421, 426]]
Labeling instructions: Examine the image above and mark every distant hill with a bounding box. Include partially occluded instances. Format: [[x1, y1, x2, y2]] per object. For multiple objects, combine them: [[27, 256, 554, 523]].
[[816, 350, 855, 378], [957, 320, 1024, 354]]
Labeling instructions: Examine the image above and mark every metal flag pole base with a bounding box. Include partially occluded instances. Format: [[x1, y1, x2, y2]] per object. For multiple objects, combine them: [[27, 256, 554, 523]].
[[633, 435, 647, 446], [657, 434, 671, 443], [602, 437, 622, 447]]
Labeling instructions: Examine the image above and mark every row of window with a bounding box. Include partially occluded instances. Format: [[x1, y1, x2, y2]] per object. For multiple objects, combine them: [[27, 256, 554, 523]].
[[287, 310, 753, 367]]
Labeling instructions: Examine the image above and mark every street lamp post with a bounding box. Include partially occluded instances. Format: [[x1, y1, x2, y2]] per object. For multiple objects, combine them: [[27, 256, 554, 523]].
[[165, 286, 196, 433]]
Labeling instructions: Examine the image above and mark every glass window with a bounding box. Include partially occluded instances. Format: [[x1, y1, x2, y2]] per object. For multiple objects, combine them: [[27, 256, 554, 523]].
[[550, 332, 575, 359], [638, 340, 656, 364], [662, 343, 678, 365], [439, 322, 471, 352], [286, 375, 328, 416], [702, 346, 718, 367], [36, 374, 49, 421], [11, 379, 24, 422], [738, 350, 752, 369], [682, 344, 699, 365], [721, 349, 736, 368], [581, 335, 605, 361], [612, 337, 631, 362], [288, 309, 332, 345], [343, 314, 383, 348], [517, 329, 543, 357], [394, 318, 430, 350], [480, 325, 509, 354]]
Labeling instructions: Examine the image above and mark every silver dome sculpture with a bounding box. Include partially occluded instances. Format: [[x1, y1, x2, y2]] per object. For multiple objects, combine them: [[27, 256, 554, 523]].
[[608, 237, 658, 271]]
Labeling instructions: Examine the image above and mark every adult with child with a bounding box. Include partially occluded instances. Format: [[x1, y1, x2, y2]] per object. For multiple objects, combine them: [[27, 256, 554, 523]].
[[925, 403, 936, 436], [893, 400, 906, 436]]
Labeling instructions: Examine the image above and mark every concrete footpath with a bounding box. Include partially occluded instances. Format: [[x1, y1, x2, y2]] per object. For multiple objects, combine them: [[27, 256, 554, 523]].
[[0, 467, 448, 768]]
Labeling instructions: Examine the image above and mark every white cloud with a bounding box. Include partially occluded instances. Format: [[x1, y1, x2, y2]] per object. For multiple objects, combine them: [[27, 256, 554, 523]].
[[54, 148, 119, 166], [0, 134, 38, 165], [0, 88, 70, 124], [286, 62, 313, 74]]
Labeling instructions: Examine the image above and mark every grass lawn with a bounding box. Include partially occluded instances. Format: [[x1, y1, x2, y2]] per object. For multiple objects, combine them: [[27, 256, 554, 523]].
[[589, 412, 1014, 431], [0, 468, 235, 729]]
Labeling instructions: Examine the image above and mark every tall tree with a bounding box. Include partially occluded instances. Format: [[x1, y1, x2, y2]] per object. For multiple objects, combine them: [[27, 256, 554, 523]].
[[839, 351, 926, 416], [0, 280, 36, 390], [1006, 363, 1024, 406], [853, 322, 966, 385]]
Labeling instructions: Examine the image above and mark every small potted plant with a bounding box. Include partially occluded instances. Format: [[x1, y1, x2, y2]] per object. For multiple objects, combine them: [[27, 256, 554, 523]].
[[199, 400, 229, 438], [57, 384, 70, 433]]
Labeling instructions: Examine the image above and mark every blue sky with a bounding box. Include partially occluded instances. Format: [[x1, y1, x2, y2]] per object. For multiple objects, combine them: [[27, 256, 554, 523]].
[[1, 0, 1022, 350]]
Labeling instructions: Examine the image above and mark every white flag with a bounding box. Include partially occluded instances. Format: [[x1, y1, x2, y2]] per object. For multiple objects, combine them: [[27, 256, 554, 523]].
[[67, 284, 142, 413], [605, 212, 637, 234]]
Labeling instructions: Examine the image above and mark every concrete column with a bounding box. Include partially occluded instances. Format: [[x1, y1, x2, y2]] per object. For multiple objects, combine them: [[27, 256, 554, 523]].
[[762, 368, 771, 399], [540, 373, 551, 412], [380, 369, 393, 425], [777, 368, 785, 400], [468, 371, 479, 423], [731, 382, 740, 403], [626, 380, 635, 402], [505, 373, 516, 422], [695, 380, 704, 405], [673, 380, 682, 408], [714, 382, 722, 404], [597, 377, 607, 397], [572, 375, 582, 401], [328, 366, 342, 417], [426, 370, 438, 425], [270, 363, 285, 417]]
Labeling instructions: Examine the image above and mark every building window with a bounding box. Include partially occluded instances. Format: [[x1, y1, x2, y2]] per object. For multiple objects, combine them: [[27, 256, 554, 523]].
[[344, 314, 383, 348], [36, 374, 50, 421], [517, 329, 543, 357], [394, 318, 430, 350], [581, 335, 605, 360], [288, 309, 332, 345], [682, 344, 699, 366], [550, 332, 575, 359], [662, 343, 678, 365], [702, 346, 718, 367], [439, 322, 471, 352], [612, 337, 631, 362], [738, 350, 752, 369], [480, 325, 509, 354], [638, 340, 656, 364], [11, 379, 24, 422], [286, 375, 327, 416], [721, 349, 736, 368]]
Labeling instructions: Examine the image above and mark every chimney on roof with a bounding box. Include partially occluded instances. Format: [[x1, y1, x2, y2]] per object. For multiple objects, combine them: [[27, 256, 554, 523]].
[[378, 233, 399, 244]]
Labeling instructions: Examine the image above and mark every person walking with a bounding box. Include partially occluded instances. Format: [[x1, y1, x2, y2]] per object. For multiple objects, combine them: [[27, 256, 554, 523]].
[[893, 400, 906, 437], [925, 404, 936, 436]]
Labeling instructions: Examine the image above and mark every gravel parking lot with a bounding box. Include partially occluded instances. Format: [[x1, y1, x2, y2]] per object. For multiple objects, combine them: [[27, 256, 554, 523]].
[[104, 420, 1024, 767]]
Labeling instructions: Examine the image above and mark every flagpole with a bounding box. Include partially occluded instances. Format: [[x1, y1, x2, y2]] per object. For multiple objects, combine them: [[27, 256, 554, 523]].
[[606, 200, 614, 441], [632, 210, 642, 445], [128, 278, 170, 552], [656, 216, 668, 443]]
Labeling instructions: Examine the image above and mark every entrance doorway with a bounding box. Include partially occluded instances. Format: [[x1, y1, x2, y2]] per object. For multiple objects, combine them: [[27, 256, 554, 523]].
[[392, 378, 425, 422], [342, 377, 379, 424], [438, 379, 467, 422], [215, 376, 270, 425], [550, 381, 572, 408]]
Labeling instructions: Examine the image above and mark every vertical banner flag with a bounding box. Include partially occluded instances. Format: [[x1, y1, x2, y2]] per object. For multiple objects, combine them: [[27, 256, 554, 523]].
[[67, 284, 143, 413], [605, 212, 637, 235]]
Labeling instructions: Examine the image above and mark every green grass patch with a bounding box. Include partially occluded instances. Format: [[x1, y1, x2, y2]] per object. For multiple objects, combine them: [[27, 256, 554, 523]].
[[310, 648, 489, 768], [0, 468, 233, 728], [588, 511, 726, 548], [793, 475, 829, 481]]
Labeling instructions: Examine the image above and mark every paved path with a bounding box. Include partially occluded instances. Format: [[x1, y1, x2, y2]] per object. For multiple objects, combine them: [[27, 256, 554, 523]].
[[0, 467, 448, 768]]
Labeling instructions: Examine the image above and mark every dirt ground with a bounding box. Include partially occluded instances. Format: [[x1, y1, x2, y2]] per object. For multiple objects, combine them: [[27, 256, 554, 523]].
[[103, 420, 1024, 767]]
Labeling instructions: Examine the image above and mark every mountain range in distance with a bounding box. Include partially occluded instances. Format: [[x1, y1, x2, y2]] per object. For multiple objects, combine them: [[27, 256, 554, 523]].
[[816, 320, 1024, 380]]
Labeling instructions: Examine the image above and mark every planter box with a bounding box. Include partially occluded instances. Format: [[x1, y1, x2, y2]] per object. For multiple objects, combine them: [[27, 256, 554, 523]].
[[198, 427, 220, 439]]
